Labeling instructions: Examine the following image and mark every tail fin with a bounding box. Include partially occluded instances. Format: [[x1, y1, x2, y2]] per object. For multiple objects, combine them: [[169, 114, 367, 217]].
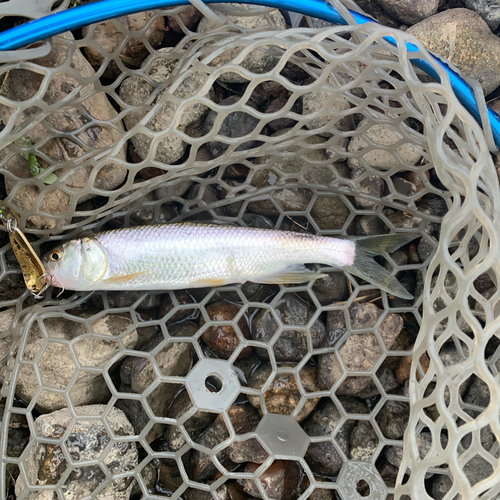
[[344, 234, 419, 300]]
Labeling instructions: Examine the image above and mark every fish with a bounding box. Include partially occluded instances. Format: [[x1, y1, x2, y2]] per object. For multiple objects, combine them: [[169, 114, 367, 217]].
[[41, 223, 417, 299]]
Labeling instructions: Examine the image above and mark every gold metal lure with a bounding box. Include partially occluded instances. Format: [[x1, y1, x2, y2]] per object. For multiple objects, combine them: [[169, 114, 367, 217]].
[[0, 207, 46, 296]]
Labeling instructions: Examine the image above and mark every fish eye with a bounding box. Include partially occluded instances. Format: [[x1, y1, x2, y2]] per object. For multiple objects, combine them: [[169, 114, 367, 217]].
[[49, 250, 63, 262]]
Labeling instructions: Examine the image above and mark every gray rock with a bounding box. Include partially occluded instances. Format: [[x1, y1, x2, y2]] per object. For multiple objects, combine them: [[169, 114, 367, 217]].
[[264, 96, 299, 133], [385, 431, 434, 478], [350, 421, 378, 461], [159, 290, 197, 325], [202, 96, 262, 158], [311, 272, 349, 305], [309, 490, 334, 500], [375, 400, 409, 439], [376, 0, 439, 25], [164, 389, 216, 451], [251, 293, 326, 361], [351, 167, 385, 209], [408, 9, 500, 94], [248, 363, 320, 421], [15, 405, 137, 500], [119, 48, 211, 165], [317, 303, 403, 394], [417, 235, 437, 262], [166, 5, 203, 32], [464, 0, 500, 29], [303, 399, 344, 476], [0, 33, 127, 232], [310, 195, 350, 230], [301, 91, 354, 148], [356, 365, 400, 398], [197, 10, 286, 84], [355, 215, 389, 236], [347, 118, 421, 171], [1, 312, 137, 413], [118, 332, 192, 442]]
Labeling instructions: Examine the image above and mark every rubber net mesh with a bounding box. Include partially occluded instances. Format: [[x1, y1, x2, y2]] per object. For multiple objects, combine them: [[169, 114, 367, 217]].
[[0, 1, 499, 499]]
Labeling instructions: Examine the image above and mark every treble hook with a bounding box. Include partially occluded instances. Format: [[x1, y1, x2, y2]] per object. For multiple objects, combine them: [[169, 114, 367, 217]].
[[33, 273, 65, 300]]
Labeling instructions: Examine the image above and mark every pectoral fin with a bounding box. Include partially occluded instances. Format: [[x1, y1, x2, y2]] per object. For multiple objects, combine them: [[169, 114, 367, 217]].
[[103, 271, 148, 284], [253, 265, 327, 284]]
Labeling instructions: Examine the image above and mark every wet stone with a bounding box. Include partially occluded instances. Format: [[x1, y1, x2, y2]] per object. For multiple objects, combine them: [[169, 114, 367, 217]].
[[16, 405, 137, 500], [227, 422, 269, 464], [464, 0, 500, 29], [166, 5, 203, 32], [385, 431, 433, 477], [241, 460, 301, 500], [310, 195, 350, 230], [317, 303, 403, 394], [351, 167, 384, 210], [349, 421, 378, 461], [199, 301, 252, 359], [159, 290, 197, 325], [90, 290, 160, 311], [264, 96, 299, 133], [251, 294, 326, 361], [376, 400, 409, 439], [417, 235, 437, 262], [303, 399, 344, 476], [248, 363, 320, 421], [355, 215, 389, 236], [164, 389, 216, 452], [190, 404, 260, 482]]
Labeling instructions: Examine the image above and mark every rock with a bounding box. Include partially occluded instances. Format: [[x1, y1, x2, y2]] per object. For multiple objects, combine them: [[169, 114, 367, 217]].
[[0, 398, 30, 461], [349, 421, 378, 461], [190, 404, 260, 482], [251, 294, 326, 361], [432, 455, 494, 498], [119, 48, 211, 165], [392, 176, 417, 198], [118, 332, 192, 442], [82, 12, 165, 78], [241, 460, 301, 500], [155, 462, 184, 497], [417, 235, 437, 262], [15, 405, 137, 500], [248, 167, 312, 215], [347, 118, 421, 171], [317, 303, 403, 394], [166, 6, 203, 32], [357, 364, 400, 398], [385, 431, 433, 476], [227, 422, 269, 463], [199, 301, 252, 359], [0, 33, 127, 232], [377, 458, 399, 488], [248, 363, 320, 421], [309, 490, 334, 500], [375, 0, 438, 24], [202, 96, 262, 158], [351, 167, 385, 209], [375, 400, 409, 439], [310, 272, 349, 305], [1, 312, 137, 413], [159, 290, 197, 324], [310, 195, 350, 230], [164, 389, 216, 451], [154, 178, 195, 202], [242, 213, 275, 230], [264, 97, 298, 133], [0, 308, 15, 362], [355, 215, 389, 236], [301, 91, 354, 146], [197, 10, 286, 84], [303, 399, 344, 476], [464, 0, 500, 29], [396, 353, 429, 384], [407, 9, 500, 94]]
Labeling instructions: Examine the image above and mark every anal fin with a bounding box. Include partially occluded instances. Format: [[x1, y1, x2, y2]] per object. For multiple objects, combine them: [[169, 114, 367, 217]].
[[253, 265, 327, 285], [103, 271, 148, 284]]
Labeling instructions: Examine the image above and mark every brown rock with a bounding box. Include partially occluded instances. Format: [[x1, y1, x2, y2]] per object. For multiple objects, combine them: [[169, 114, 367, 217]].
[[82, 12, 165, 78], [248, 364, 320, 421], [199, 301, 252, 359]]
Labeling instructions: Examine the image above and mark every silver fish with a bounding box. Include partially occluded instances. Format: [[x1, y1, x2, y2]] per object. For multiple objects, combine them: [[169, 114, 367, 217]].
[[42, 223, 416, 298]]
